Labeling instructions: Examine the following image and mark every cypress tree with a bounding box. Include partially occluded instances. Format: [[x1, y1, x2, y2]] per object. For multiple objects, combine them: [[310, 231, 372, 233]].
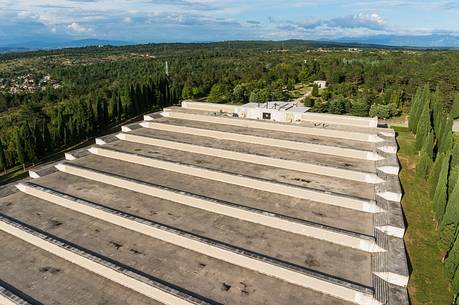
[[33, 121, 44, 157], [57, 107, 65, 144], [109, 95, 117, 122], [101, 99, 108, 127], [438, 119, 453, 154], [312, 84, 319, 97], [0, 139, 6, 174], [416, 151, 432, 178], [42, 121, 51, 150], [441, 177, 459, 253], [409, 87, 422, 132], [431, 87, 443, 135], [94, 97, 102, 128], [117, 95, 122, 122], [22, 124, 37, 163], [433, 153, 450, 222], [15, 130, 26, 171], [450, 166, 459, 197], [451, 138, 459, 169], [85, 100, 95, 137], [445, 233, 459, 280], [422, 130, 435, 159], [429, 153, 446, 196], [415, 100, 431, 150], [452, 264, 459, 297], [452, 94, 459, 119]]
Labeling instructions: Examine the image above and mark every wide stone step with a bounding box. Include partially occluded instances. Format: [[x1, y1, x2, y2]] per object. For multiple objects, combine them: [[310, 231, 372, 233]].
[[0, 214, 211, 305], [139, 121, 383, 161]]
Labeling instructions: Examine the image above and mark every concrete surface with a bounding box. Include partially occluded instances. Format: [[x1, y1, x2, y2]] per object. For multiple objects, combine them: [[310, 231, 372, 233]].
[[0, 103, 408, 305]]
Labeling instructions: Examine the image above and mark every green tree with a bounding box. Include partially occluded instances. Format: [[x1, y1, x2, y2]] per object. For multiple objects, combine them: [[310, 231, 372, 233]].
[[181, 86, 193, 100], [440, 177, 459, 253], [303, 97, 314, 108], [32, 121, 45, 157], [429, 153, 446, 196], [298, 68, 310, 82], [350, 98, 370, 117], [0, 93, 7, 112], [415, 99, 431, 150], [416, 151, 432, 178], [208, 83, 230, 103], [421, 131, 435, 159], [311, 84, 319, 97], [116, 95, 122, 123], [449, 166, 459, 197], [452, 139, 459, 169], [433, 153, 450, 222], [22, 124, 37, 163], [0, 139, 6, 174], [328, 98, 348, 114], [438, 118, 453, 154], [408, 87, 423, 132], [42, 121, 51, 150], [249, 90, 263, 103], [15, 130, 26, 171], [445, 233, 459, 280], [57, 106, 65, 145], [232, 84, 247, 104], [452, 263, 459, 297], [452, 94, 459, 119], [388, 103, 401, 117], [369, 104, 390, 119]]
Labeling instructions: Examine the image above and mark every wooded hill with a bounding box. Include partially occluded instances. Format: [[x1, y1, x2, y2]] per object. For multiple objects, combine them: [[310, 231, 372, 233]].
[[0, 42, 458, 173]]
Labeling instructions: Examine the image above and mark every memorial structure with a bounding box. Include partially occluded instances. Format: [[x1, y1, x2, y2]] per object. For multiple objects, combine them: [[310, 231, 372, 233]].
[[0, 102, 408, 305]]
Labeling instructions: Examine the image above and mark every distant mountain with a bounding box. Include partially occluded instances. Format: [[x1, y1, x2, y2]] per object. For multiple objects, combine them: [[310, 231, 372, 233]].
[[328, 34, 459, 48], [0, 39, 131, 52], [2, 34, 459, 53], [0, 47, 30, 53]]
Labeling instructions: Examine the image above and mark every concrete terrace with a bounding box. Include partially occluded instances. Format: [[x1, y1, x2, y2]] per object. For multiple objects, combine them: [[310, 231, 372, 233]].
[[0, 102, 408, 305]]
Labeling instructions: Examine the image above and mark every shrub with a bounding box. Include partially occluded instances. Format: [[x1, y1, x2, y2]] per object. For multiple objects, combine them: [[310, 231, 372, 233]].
[[369, 104, 390, 119]]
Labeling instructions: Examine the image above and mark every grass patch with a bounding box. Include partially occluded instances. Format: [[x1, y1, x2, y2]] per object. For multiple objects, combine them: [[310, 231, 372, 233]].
[[397, 129, 453, 305]]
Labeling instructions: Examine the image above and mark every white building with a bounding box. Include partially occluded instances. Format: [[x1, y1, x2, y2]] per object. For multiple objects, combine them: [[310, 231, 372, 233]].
[[453, 119, 459, 132], [236, 102, 310, 122], [313, 80, 327, 89]]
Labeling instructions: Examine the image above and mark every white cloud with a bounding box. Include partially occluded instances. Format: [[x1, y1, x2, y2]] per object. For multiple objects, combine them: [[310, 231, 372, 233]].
[[0, 0, 458, 44], [67, 22, 92, 33]]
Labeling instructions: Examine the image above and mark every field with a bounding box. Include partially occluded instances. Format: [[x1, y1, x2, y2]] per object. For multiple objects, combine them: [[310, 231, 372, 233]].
[[396, 127, 453, 305]]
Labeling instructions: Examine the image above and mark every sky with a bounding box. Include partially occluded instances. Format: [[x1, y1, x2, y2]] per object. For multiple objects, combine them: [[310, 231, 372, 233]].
[[0, 0, 459, 45]]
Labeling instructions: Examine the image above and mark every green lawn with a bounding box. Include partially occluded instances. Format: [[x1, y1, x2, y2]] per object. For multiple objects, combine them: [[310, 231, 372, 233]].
[[396, 127, 454, 305]]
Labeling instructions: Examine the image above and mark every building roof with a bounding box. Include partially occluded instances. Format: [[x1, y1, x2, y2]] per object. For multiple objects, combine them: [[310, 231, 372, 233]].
[[0, 103, 408, 305], [241, 101, 310, 113]]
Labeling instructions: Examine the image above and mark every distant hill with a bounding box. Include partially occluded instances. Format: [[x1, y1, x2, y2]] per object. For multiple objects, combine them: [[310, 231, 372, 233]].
[[2, 35, 459, 53], [0, 39, 131, 52], [329, 34, 459, 48]]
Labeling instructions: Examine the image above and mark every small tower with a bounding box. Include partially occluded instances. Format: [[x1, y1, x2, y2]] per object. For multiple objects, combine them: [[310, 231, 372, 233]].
[[165, 61, 169, 76]]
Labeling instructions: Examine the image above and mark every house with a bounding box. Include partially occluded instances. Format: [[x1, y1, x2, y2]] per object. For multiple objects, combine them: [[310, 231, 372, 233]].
[[313, 80, 327, 89]]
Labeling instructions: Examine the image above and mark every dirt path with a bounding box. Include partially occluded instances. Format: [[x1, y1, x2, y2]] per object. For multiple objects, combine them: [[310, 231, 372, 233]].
[[292, 87, 312, 106]]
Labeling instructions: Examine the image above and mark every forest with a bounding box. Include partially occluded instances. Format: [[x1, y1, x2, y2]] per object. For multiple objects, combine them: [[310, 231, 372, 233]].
[[0, 41, 459, 174]]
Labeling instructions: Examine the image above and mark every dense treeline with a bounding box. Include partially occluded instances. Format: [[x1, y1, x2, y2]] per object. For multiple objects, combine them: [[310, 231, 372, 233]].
[[0, 76, 178, 171], [410, 87, 459, 298], [1, 42, 459, 172]]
